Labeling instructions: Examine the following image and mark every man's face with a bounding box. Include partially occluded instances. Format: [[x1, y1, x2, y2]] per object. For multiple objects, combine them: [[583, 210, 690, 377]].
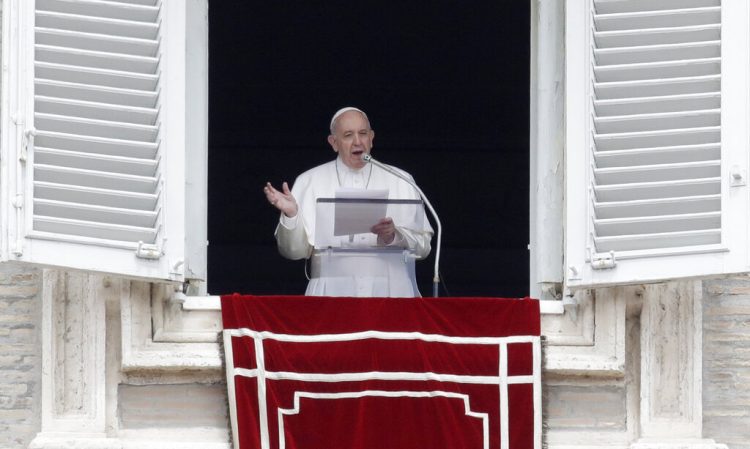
[[327, 110, 374, 169]]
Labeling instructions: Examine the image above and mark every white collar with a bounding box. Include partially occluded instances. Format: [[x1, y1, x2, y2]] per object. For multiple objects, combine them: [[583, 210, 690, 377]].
[[335, 156, 372, 188]]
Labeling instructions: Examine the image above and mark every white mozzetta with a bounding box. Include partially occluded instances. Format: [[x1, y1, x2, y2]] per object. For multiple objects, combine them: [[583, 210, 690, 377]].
[[565, 0, 750, 288]]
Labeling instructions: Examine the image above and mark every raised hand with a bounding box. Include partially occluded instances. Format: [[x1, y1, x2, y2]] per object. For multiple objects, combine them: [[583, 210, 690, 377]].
[[263, 182, 298, 217], [370, 217, 396, 244]]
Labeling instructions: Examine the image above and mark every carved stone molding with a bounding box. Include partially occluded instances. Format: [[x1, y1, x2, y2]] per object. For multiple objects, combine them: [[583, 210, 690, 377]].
[[29, 270, 230, 448], [630, 281, 728, 449], [542, 290, 595, 346], [151, 284, 222, 343], [29, 270, 113, 447], [120, 280, 221, 371], [543, 288, 628, 375], [630, 439, 728, 449], [640, 282, 700, 437], [29, 436, 123, 449], [30, 435, 231, 449]]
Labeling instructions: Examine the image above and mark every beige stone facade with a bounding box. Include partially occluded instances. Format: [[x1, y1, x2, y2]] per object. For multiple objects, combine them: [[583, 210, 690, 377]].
[[0, 265, 41, 448], [703, 279, 750, 449], [1, 266, 748, 448]]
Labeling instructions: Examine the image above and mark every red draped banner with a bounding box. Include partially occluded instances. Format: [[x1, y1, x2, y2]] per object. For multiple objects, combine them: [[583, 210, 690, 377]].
[[221, 295, 541, 449]]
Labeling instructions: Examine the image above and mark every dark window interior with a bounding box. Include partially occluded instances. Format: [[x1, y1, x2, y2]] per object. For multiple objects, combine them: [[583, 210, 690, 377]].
[[208, 1, 530, 297]]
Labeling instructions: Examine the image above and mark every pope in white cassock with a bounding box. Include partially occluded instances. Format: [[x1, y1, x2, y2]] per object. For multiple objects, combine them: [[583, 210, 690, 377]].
[[263, 107, 433, 297]]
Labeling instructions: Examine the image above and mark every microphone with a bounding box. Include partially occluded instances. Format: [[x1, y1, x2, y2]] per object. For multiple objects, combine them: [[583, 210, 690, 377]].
[[363, 154, 443, 297]]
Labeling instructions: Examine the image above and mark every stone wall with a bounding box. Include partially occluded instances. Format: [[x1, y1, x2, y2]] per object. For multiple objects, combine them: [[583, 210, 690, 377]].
[[0, 265, 42, 449], [703, 277, 750, 449], [118, 384, 228, 430], [545, 378, 627, 431]]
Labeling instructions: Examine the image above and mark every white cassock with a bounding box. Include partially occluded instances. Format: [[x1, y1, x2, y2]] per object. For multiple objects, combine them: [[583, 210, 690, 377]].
[[275, 157, 433, 297]]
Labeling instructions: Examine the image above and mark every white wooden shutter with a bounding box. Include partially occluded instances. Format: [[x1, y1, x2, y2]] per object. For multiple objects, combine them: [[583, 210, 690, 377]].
[[33, 0, 162, 244], [1, 0, 207, 282], [565, 0, 750, 288]]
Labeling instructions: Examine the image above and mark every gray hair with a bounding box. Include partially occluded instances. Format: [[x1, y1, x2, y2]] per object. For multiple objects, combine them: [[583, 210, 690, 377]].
[[329, 106, 371, 134]]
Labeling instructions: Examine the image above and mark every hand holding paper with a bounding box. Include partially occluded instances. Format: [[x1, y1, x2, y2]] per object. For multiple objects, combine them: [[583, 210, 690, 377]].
[[370, 217, 396, 244]]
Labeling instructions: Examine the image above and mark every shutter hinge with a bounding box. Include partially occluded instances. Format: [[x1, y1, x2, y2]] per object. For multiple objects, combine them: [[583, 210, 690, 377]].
[[12, 194, 23, 209], [135, 241, 163, 260], [20, 127, 36, 162], [730, 165, 746, 187], [170, 259, 184, 279], [591, 250, 616, 270], [568, 265, 581, 281], [11, 194, 24, 257]]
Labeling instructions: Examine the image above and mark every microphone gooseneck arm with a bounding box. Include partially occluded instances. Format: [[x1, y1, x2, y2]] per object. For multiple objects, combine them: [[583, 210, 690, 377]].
[[363, 154, 442, 297]]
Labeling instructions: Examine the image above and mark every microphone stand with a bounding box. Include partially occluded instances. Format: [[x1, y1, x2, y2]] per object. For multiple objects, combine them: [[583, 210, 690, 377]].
[[363, 154, 442, 297]]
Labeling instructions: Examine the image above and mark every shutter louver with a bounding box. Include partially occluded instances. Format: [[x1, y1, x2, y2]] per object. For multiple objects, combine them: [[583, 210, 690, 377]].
[[32, 0, 163, 247], [590, 0, 722, 256]]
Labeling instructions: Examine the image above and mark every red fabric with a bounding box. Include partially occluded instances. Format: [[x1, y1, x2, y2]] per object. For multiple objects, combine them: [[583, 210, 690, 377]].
[[222, 295, 540, 449], [507, 343, 533, 376]]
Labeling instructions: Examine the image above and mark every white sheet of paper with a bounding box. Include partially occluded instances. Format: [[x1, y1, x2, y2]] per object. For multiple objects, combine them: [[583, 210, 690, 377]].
[[333, 188, 389, 236]]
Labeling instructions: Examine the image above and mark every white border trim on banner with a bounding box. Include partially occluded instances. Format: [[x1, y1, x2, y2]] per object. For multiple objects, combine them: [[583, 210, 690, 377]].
[[223, 329, 542, 449], [277, 390, 490, 449], [228, 328, 537, 345], [254, 337, 270, 449], [222, 332, 240, 449], [234, 368, 534, 385]]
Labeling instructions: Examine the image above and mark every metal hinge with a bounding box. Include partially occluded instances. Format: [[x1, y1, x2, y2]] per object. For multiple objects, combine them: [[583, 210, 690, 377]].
[[11, 194, 24, 257], [135, 241, 163, 260], [591, 250, 616, 270], [730, 165, 747, 187], [20, 127, 36, 162], [170, 259, 184, 279]]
